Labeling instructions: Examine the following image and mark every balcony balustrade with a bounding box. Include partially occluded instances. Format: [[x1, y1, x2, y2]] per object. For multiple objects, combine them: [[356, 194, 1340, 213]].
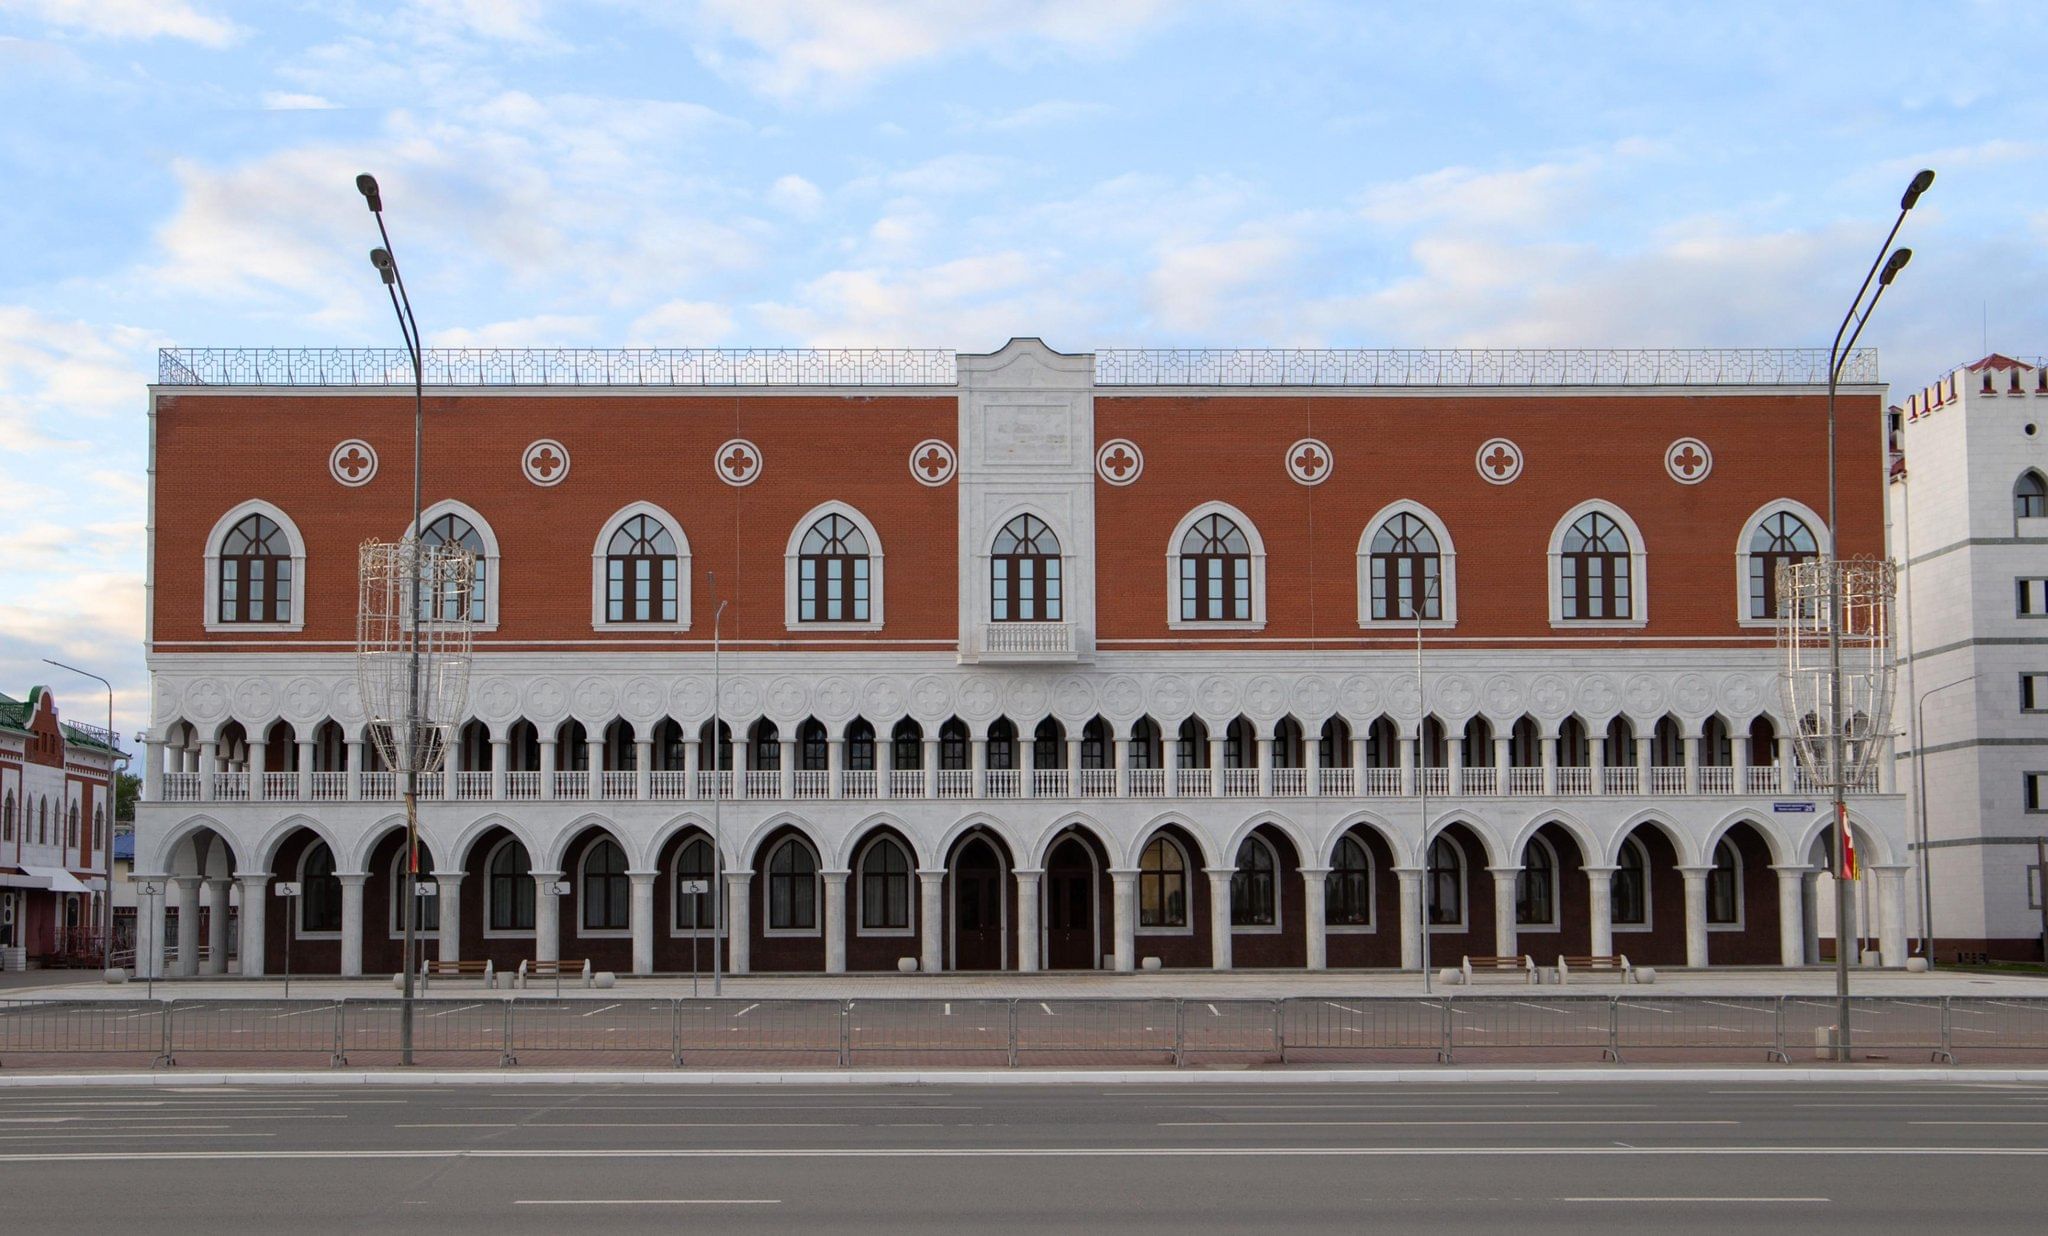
[[842, 770, 877, 800], [506, 771, 540, 800], [1699, 766, 1734, 795], [1460, 767, 1497, 796], [1222, 768, 1258, 797], [261, 772, 298, 800], [1360, 768, 1400, 796], [1272, 768, 1307, 797], [310, 772, 347, 801], [1318, 767, 1354, 796], [1032, 769, 1069, 798], [745, 771, 780, 798], [1603, 767, 1639, 795], [1078, 769, 1117, 798], [794, 770, 831, 800], [1555, 767, 1593, 796], [889, 769, 926, 798], [1129, 768, 1166, 797], [650, 770, 689, 800], [936, 769, 974, 798], [1506, 768, 1543, 796], [1649, 767, 1686, 795], [553, 771, 588, 800], [1416, 767, 1450, 797], [985, 770, 1021, 798]]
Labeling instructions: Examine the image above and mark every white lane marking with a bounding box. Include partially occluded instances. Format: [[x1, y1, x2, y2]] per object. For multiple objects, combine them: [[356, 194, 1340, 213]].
[[0, 1131, 274, 1141], [1323, 1003, 1366, 1015], [269, 1007, 331, 1020], [1911, 1121, 2048, 1126], [459, 1104, 982, 1112], [1162, 1103, 1651, 1110], [1207, 1004, 1221, 1017], [944, 1003, 951, 1016], [1621, 1003, 1674, 1015], [1119, 1091, 1560, 1098], [515, 1200, 780, 1206], [1158, 1120, 1738, 1128], [1038, 1002, 1054, 1016], [579, 1004, 620, 1019], [1560, 1197, 1827, 1204], [732, 1003, 759, 1018], [428, 1004, 480, 1018], [3, 1146, 2046, 1163], [1703, 1000, 1765, 1013]]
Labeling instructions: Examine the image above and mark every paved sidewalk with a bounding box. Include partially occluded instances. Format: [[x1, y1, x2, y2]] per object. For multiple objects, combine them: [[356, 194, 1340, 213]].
[[18, 965, 2048, 1001]]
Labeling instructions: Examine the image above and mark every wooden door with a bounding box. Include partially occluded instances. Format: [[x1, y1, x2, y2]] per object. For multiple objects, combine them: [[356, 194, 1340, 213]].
[[1045, 838, 1096, 969], [952, 839, 1004, 971]]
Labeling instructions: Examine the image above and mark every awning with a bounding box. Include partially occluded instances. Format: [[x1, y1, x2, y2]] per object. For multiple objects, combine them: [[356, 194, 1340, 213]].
[[0, 867, 50, 890], [20, 866, 90, 894]]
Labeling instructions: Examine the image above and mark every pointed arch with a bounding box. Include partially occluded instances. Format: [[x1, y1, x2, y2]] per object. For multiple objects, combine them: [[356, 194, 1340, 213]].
[[203, 499, 307, 632], [1165, 500, 1267, 628], [784, 500, 885, 630], [415, 498, 501, 630], [1357, 498, 1459, 628], [1736, 498, 1824, 627], [591, 499, 691, 630], [1547, 498, 1648, 628]]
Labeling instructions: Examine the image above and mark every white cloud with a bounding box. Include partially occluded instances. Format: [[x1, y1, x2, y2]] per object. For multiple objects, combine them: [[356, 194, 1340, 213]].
[[767, 173, 825, 217], [1148, 233, 1304, 336], [957, 99, 1112, 132], [428, 314, 602, 348], [0, 0, 240, 47], [687, 0, 1178, 102], [626, 299, 736, 345], [260, 91, 338, 111], [756, 251, 1101, 347]]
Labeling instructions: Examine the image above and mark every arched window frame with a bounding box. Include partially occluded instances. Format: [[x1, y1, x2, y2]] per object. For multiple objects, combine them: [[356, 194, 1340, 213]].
[[783, 501, 885, 631], [1515, 835, 1559, 930], [1230, 834, 1281, 933], [1426, 833, 1466, 930], [764, 836, 821, 936], [1547, 499, 1648, 629], [1612, 835, 1653, 931], [576, 838, 631, 936], [412, 500, 501, 632], [1357, 500, 1459, 629], [1136, 834, 1191, 935], [1164, 502, 1267, 630], [2018, 470, 2048, 529], [484, 837, 535, 937], [1707, 835, 1745, 929], [2, 791, 13, 842], [66, 802, 79, 849], [854, 836, 914, 936], [1325, 832, 1376, 932], [987, 510, 1065, 624], [1735, 499, 1825, 629], [670, 834, 722, 936], [388, 847, 438, 939], [202, 500, 308, 632], [297, 841, 343, 937], [589, 501, 691, 631]]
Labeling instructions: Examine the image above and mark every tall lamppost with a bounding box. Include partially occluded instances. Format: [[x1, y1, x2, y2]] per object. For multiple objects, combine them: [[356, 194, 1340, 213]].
[[1912, 674, 1974, 965], [1815, 168, 1933, 1060], [42, 658, 118, 974], [1407, 571, 1443, 994], [710, 576, 729, 998]]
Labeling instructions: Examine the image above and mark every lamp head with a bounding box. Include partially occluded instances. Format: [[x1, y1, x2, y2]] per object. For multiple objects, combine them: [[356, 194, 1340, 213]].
[[1902, 169, 1934, 210], [1879, 247, 1912, 285], [369, 246, 396, 285], [355, 173, 383, 212]]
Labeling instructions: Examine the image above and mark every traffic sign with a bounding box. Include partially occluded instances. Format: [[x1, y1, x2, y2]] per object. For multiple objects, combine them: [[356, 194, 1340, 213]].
[[274, 882, 303, 897], [678, 879, 710, 895]]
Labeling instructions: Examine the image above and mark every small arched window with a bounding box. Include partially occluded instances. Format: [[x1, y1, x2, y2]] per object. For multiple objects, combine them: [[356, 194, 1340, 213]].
[[418, 512, 488, 624], [1370, 513, 1441, 620], [1612, 837, 1649, 926], [1179, 514, 1251, 621], [489, 839, 534, 931], [93, 805, 105, 851], [675, 837, 717, 930], [1230, 836, 1277, 927], [891, 719, 924, 770], [66, 803, 78, 849], [846, 719, 876, 772], [218, 514, 294, 624], [581, 839, 628, 931], [301, 842, 343, 933], [992, 514, 1061, 622], [1138, 836, 1187, 928], [798, 514, 870, 623], [1749, 511, 1818, 620], [1561, 511, 1631, 620], [858, 838, 912, 931], [1427, 835, 1463, 926], [604, 514, 679, 624], [767, 838, 819, 931], [2, 791, 13, 842], [38, 798, 48, 845], [1516, 837, 1556, 927], [1708, 837, 1742, 924], [1326, 833, 1373, 927], [2020, 471, 2048, 520]]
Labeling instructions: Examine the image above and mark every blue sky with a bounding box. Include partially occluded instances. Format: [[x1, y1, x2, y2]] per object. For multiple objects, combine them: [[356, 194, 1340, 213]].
[[1, 0, 2044, 744]]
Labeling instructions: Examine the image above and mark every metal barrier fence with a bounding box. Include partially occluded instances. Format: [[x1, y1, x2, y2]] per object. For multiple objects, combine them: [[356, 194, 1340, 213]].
[[3, 994, 2046, 1068]]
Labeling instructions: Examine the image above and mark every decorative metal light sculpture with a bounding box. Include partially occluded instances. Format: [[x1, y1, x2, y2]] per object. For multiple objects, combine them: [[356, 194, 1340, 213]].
[[1778, 556, 1898, 802]]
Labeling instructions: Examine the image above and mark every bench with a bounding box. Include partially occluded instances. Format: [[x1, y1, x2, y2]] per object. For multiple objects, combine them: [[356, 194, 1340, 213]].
[[515, 958, 593, 990], [1554, 954, 1633, 985], [1460, 954, 1537, 985], [419, 959, 495, 990]]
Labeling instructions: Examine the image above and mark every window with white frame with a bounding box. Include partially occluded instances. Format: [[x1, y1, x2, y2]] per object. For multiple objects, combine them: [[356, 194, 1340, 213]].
[[487, 839, 534, 932], [1426, 834, 1464, 927], [300, 842, 342, 934], [1741, 506, 1819, 623], [203, 501, 308, 631], [1167, 504, 1265, 627], [783, 503, 884, 630], [580, 839, 629, 931], [1362, 505, 1457, 626], [1707, 837, 1742, 925], [407, 501, 499, 629], [593, 504, 687, 628], [992, 514, 1061, 622], [1548, 501, 1647, 627]]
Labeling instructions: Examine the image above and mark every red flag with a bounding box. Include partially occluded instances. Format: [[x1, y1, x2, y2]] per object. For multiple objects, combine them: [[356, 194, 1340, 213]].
[[1838, 803, 1859, 881]]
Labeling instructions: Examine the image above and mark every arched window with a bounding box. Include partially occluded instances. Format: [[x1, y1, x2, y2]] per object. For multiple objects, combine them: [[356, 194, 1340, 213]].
[[1560, 511, 1632, 621], [1516, 837, 1557, 927], [1326, 833, 1373, 927], [301, 842, 343, 933], [418, 511, 489, 624], [580, 839, 629, 931], [1748, 511, 1818, 620], [798, 718, 829, 771], [991, 514, 1061, 622], [986, 718, 1016, 770], [2019, 471, 2048, 521], [675, 837, 717, 930], [939, 718, 969, 770], [1708, 837, 1742, 924], [797, 514, 870, 623], [602, 513, 679, 624], [1138, 836, 1187, 928], [1230, 836, 1277, 927], [1427, 835, 1463, 926], [66, 803, 78, 848], [37, 798, 47, 845], [1370, 512, 1440, 621], [1612, 837, 1649, 926], [767, 838, 819, 931], [93, 805, 105, 851], [2, 792, 13, 842], [892, 719, 924, 770], [488, 839, 534, 931], [1178, 513, 1251, 622], [858, 838, 911, 931], [846, 719, 876, 771], [217, 513, 294, 624]]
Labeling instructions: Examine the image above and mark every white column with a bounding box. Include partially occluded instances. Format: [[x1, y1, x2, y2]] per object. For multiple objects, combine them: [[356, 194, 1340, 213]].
[[145, 882, 170, 979], [1490, 867, 1520, 957], [923, 737, 939, 799], [296, 740, 315, 800], [1399, 735, 1416, 797], [1493, 735, 1511, 780], [1635, 735, 1652, 784], [1110, 868, 1137, 972], [198, 742, 218, 801], [1876, 866, 1909, 967], [533, 871, 562, 964], [203, 879, 230, 975], [1305, 730, 1323, 797], [1255, 735, 1274, 797], [918, 870, 945, 973], [1589, 735, 1606, 791], [1395, 867, 1423, 970], [726, 872, 752, 974], [143, 735, 164, 801], [1773, 865, 1808, 965], [1066, 737, 1083, 794], [636, 739, 653, 800], [248, 741, 267, 800], [1802, 871, 1823, 965], [682, 736, 700, 800], [1778, 735, 1797, 792], [877, 735, 893, 800], [1539, 735, 1557, 796], [1206, 868, 1233, 970], [971, 737, 987, 799], [588, 738, 605, 799], [1015, 869, 1043, 972], [1680, 866, 1711, 968], [1301, 867, 1329, 969], [827, 738, 844, 799], [628, 870, 656, 975], [1162, 735, 1180, 791], [173, 876, 202, 976], [777, 738, 795, 800], [822, 870, 848, 973], [1114, 736, 1131, 796], [435, 871, 462, 964], [1209, 736, 1226, 797], [237, 873, 268, 977], [1442, 735, 1460, 795], [539, 737, 557, 799], [1584, 866, 1615, 958], [490, 737, 509, 800], [1682, 734, 1701, 795], [1730, 734, 1749, 794], [1019, 730, 1036, 798], [338, 872, 367, 977], [1351, 736, 1369, 785]]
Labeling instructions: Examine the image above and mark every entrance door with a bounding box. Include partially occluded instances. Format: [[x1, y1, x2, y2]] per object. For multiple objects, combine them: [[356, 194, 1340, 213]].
[[1045, 836, 1097, 970], [952, 838, 1004, 971]]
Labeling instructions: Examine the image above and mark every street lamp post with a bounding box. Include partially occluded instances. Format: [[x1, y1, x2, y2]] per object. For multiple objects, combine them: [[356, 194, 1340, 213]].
[[710, 576, 730, 998], [43, 658, 119, 975], [1912, 675, 1974, 966], [1407, 571, 1443, 994], [1821, 168, 1932, 1059]]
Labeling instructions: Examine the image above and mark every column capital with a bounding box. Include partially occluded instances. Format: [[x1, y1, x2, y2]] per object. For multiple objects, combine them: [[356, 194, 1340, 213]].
[[625, 868, 660, 882], [336, 871, 370, 886], [1298, 866, 1332, 878], [1202, 867, 1235, 879], [916, 868, 947, 884], [1485, 865, 1524, 877], [1676, 865, 1714, 878], [430, 869, 466, 882], [1106, 867, 1142, 879], [233, 871, 272, 885], [173, 873, 203, 888], [1770, 863, 1815, 875], [1868, 863, 1911, 875], [820, 868, 851, 882], [1013, 867, 1044, 880], [1581, 864, 1618, 878]]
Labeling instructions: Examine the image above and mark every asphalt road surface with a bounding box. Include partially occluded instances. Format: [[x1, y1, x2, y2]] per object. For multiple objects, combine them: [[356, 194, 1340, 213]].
[[6, 1079, 2048, 1232]]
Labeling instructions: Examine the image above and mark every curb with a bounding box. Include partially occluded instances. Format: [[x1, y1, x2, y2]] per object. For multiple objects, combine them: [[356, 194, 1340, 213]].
[[5, 1066, 2048, 1088]]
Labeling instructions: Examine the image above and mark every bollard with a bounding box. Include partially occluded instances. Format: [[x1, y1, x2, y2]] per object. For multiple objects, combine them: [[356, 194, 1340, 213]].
[[1439, 994, 1454, 1064], [1936, 995, 1956, 1065]]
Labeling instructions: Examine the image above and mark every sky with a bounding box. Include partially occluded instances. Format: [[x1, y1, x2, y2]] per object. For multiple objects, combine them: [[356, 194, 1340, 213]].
[[1, 0, 2044, 747]]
